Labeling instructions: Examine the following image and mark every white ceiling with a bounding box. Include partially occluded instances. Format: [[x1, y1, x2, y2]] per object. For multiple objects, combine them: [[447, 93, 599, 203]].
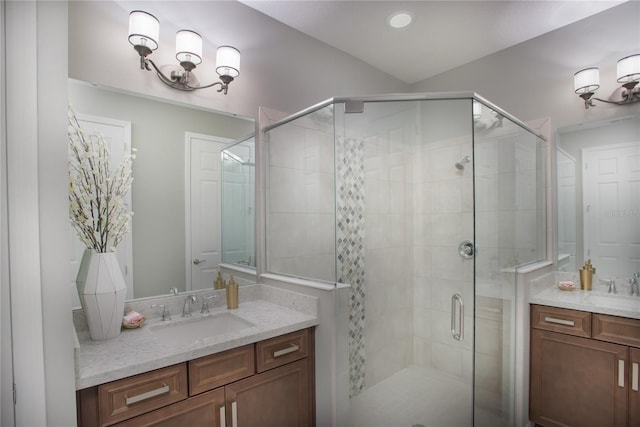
[[240, 0, 625, 84]]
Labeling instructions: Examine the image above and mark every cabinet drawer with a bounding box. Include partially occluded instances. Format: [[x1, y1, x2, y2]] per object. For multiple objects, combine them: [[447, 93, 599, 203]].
[[531, 304, 592, 337], [113, 388, 225, 427], [98, 364, 188, 426], [593, 313, 640, 348], [256, 328, 309, 373], [188, 344, 255, 395]]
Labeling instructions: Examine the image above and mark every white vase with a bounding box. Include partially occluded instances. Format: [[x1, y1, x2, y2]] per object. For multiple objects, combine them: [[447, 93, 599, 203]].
[[76, 249, 127, 340]]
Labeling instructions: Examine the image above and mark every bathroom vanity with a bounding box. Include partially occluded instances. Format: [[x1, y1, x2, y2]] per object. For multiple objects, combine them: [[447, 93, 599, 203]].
[[73, 284, 319, 427], [529, 275, 640, 427]]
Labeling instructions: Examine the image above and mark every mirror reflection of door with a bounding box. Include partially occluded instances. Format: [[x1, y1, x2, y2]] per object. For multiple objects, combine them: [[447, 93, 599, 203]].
[[186, 132, 233, 291], [70, 114, 134, 305], [583, 142, 640, 277]]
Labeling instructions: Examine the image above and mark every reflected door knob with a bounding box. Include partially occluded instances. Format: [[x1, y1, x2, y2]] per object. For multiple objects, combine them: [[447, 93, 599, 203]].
[[193, 259, 206, 265]]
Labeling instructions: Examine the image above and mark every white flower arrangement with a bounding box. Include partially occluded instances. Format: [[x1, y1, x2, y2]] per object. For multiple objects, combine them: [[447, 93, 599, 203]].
[[68, 107, 136, 253]]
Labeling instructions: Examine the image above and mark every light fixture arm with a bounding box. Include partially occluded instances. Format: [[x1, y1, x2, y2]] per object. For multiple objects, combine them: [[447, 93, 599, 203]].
[[140, 56, 233, 94], [579, 81, 640, 109]]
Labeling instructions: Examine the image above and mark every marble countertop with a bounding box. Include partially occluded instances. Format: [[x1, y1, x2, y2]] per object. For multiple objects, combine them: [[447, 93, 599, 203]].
[[529, 271, 640, 319], [74, 284, 319, 390]]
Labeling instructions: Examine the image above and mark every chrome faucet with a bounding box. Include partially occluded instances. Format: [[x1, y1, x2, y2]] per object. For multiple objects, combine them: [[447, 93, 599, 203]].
[[630, 273, 640, 296], [182, 295, 197, 317]]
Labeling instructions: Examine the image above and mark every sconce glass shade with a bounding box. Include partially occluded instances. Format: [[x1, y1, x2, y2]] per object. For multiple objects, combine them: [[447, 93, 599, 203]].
[[617, 54, 640, 83], [175, 30, 203, 65], [128, 10, 159, 51], [216, 46, 240, 78], [574, 67, 600, 94], [472, 102, 482, 119]]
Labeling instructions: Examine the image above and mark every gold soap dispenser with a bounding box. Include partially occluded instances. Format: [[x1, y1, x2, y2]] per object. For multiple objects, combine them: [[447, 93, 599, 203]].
[[579, 260, 594, 291], [226, 274, 238, 309], [214, 270, 225, 290]]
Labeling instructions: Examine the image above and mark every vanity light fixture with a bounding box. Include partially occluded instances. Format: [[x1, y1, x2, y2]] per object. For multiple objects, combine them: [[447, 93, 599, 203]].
[[128, 10, 240, 94], [574, 54, 640, 109]]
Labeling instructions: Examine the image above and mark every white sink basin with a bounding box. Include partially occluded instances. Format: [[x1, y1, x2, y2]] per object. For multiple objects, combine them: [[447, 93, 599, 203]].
[[149, 313, 254, 345], [589, 295, 640, 311]]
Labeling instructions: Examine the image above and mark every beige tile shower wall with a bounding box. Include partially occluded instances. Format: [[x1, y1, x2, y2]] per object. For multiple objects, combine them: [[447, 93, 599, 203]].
[[267, 117, 336, 281]]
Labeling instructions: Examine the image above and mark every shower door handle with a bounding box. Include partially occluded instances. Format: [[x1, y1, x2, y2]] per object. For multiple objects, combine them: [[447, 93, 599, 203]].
[[451, 293, 464, 342]]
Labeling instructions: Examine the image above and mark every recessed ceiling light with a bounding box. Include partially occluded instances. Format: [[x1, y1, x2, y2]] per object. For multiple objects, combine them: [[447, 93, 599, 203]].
[[388, 11, 414, 29]]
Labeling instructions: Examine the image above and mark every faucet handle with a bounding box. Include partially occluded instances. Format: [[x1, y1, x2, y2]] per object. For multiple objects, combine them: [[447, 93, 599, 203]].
[[151, 303, 171, 321], [169, 287, 178, 296], [201, 295, 216, 314], [599, 278, 616, 294]]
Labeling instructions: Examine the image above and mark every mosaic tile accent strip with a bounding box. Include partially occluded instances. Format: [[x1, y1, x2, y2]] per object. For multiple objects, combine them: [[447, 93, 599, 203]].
[[336, 136, 367, 397]]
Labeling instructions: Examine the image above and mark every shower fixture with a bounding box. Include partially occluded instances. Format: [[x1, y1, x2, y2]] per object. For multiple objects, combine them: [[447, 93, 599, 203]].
[[455, 156, 471, 170]]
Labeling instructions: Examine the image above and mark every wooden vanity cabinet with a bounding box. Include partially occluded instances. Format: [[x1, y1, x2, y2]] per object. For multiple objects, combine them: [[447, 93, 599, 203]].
[[530, 305, 640, 427], [77, 328, 315, 427]]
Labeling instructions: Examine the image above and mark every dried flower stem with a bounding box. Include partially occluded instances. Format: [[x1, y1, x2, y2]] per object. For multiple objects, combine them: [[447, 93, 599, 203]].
[[68, 107, 135, 253]]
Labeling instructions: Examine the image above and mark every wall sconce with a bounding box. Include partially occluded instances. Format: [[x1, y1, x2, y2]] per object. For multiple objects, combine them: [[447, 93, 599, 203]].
[[574, 54, 640, 109], [128, 10, 240, 94]]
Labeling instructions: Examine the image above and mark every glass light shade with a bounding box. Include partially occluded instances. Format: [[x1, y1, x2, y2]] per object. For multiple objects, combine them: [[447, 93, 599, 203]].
[[616, 54, 640, 83], [472, 102, 482, 119], [128, 10, 159, 50], [216, 46, 240, 78], [175, 30, 203, 65], [574, 67, 600, 94]]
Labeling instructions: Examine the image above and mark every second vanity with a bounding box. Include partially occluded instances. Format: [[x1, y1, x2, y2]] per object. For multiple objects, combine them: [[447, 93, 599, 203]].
[[74, 284, 319, 427], [529, 273, 640, 427]]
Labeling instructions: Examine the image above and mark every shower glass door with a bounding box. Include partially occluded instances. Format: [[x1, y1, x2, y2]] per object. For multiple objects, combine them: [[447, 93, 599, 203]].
[[334, 98, 476, 427]]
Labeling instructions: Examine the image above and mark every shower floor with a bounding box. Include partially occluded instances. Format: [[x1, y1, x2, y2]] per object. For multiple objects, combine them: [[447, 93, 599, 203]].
[[340, 365, 506, 427]]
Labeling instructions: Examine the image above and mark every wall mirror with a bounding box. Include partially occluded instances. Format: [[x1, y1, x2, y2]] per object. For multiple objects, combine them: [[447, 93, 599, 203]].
[[69, 78, 256, 304], [556, 114, 639, 278]]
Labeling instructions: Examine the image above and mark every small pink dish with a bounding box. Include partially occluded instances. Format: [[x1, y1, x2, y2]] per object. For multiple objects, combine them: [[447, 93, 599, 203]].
[[557, 281, 577, 291]]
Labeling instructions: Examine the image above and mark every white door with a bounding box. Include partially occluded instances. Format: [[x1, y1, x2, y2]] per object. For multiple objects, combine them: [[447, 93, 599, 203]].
[[583, 142, 640, 276], [70, 115, 133, 305], [186, 133, 232, 291]]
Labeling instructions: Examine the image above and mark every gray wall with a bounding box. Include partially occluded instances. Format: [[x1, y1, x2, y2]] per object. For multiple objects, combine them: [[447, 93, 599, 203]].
[[410, 2, 640, 129]]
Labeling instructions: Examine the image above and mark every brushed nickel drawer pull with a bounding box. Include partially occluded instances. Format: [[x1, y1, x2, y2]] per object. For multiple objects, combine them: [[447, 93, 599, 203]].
[[220, 406, 226, 426], [273, 344, 299, 358], [619, 360, 625, 388], [633, 362, 639, 392], [544, 316, 575, 327], [125, 383, 170, 405], [231, 400, 238, 427]]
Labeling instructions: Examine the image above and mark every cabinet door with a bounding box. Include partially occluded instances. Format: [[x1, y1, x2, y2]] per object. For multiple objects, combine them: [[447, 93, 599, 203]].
[[631, 348, 640, 427], [225, 359, 311, 427], [530, 329, 629, 427], [114, 388, 225, 427]]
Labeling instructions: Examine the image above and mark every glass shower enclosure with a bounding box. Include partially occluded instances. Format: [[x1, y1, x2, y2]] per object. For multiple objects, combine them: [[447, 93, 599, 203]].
[[262, 93, 546, 427]]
